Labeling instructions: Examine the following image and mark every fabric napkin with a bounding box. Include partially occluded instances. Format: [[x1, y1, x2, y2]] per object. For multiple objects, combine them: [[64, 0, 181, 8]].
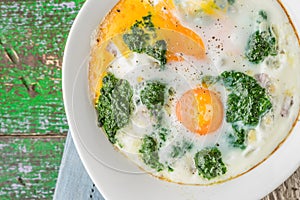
[[53, 131, 104, 200]]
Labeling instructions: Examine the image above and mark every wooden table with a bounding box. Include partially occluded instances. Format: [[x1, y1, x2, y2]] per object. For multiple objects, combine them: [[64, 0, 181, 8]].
[[0, 0, 82, 198], [0, 1, 299, 199]]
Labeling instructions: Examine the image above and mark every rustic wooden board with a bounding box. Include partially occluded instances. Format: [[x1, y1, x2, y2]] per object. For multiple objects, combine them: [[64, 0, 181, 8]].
[[0, 1, 83, 199], [0, 137, 65, 199], [0, 0, 84, 134], [264, 169, 300, 200]]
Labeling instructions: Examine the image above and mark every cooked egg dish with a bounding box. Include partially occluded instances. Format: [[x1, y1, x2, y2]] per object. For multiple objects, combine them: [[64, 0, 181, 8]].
[[89, 0, 300, 184]]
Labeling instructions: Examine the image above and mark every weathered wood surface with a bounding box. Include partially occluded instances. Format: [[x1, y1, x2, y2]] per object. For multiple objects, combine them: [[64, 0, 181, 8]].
[[0, 0, 85, 134], [0, 0, 84, 199], [263, 170, 300, 200], [0, 0, 300, 199], [0, 137, 65, 199]]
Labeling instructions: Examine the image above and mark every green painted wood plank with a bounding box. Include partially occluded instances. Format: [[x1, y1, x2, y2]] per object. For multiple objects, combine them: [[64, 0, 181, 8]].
[[0, 0, 85, 134], [0, 137, 65, 199]]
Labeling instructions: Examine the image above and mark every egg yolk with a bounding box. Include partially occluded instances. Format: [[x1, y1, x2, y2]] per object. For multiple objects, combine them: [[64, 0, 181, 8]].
[[176, 88, 223, 135], [90, 0, 206, 103], [176, 0, 231, 16], [97, 0, 205, 60]]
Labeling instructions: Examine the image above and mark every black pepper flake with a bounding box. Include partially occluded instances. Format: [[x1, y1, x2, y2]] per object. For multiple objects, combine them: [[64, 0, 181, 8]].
[[117, 9, 121, 12]]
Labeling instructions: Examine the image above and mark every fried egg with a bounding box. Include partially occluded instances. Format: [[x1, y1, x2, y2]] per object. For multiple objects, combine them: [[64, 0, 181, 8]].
[[89, 0, 300, 184]]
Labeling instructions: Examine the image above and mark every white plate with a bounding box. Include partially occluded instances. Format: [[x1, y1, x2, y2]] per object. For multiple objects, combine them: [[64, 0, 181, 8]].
[[63, 0, 300, 199]]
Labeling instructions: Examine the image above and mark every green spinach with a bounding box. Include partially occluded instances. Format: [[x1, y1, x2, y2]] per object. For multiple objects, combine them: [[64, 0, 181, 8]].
[[194, 147, 227, 180], [170, 140, 193, 159], [123, 13, 167, 68], [245, 11, 277, 64], [228, 124, 248, 149], [139, 135, 164, 172], [96, 73, 134, 144], [220, 71, 272, 127], [219, 71, 272, 149], [140, 81, 166, 112]]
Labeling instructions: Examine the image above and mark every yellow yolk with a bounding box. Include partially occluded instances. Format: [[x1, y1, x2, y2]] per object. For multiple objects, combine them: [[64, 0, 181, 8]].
[[97, 0, 205, 60], [176, 88, 223, 135], [176, 0, 231, 17], [200, 0, 219, 15], [89, 0, 206, 102]]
